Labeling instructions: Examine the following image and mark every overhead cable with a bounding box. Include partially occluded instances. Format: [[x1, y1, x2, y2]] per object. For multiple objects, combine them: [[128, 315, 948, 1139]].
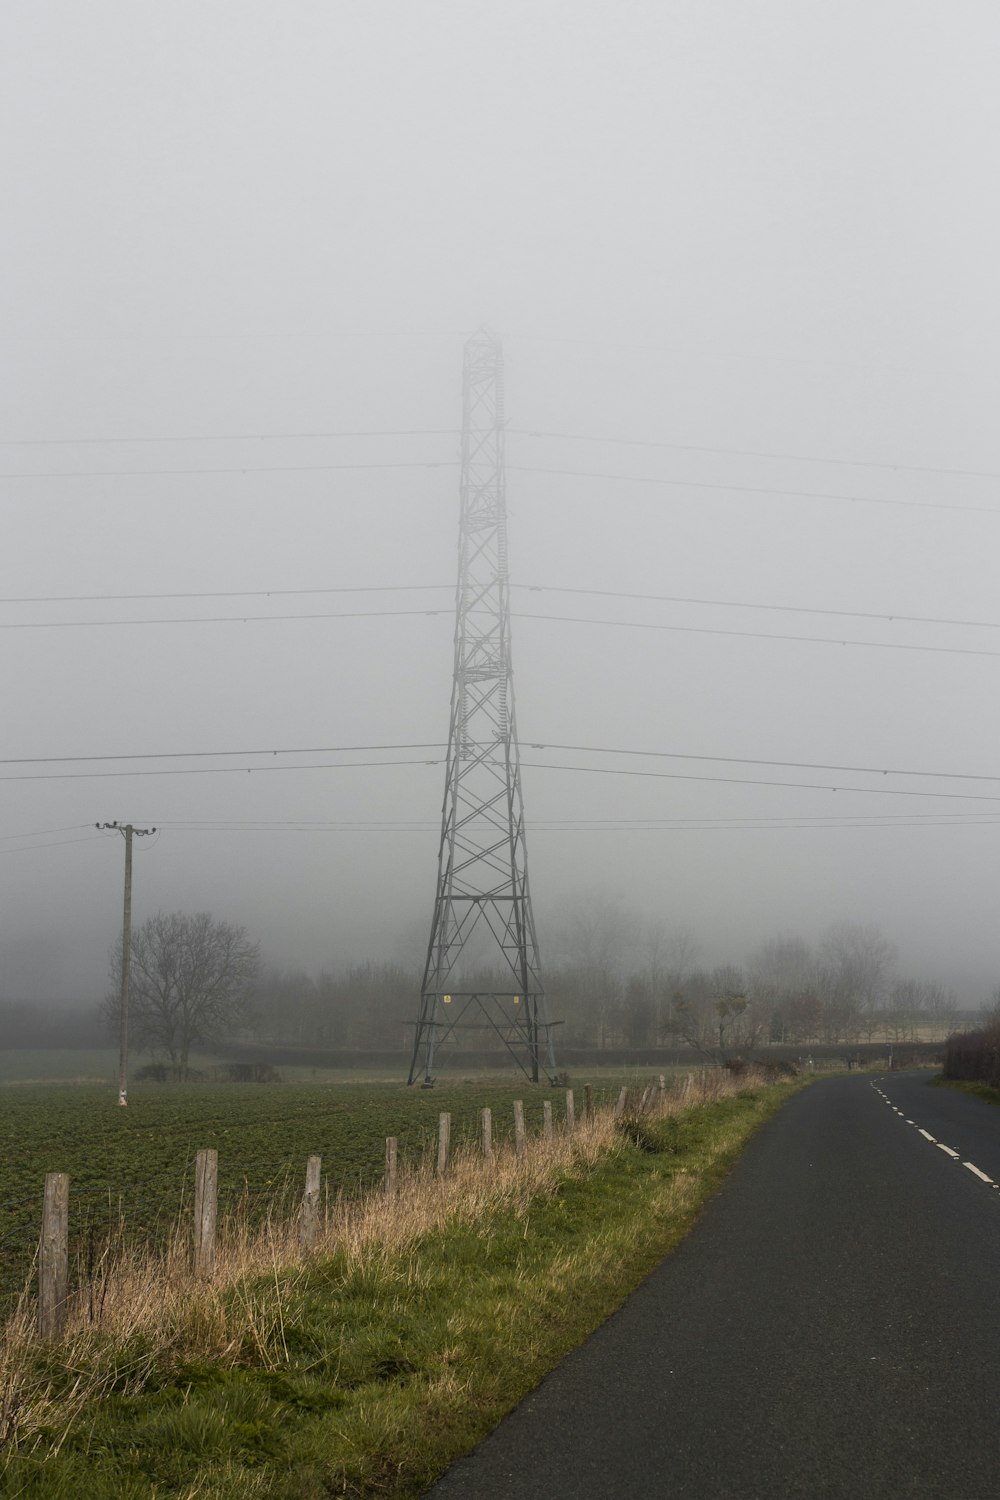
[[3, 740, 1000, 785], [515, 612, 1000, 660], [0, 583, 450, 605], [508, 464, 1000, 518], [4, 578, 1000, 635], [0, 755, 997, 804], [0, 460, 458, 480], [0, 742, 444, 766], [519, 760, 1000, 805], [3, 605, 1000, 660], [510, 428, 1000, 483], [0, 428, 457, 447], [0, 757, 443, 784], [514, 583, 1000, 633]]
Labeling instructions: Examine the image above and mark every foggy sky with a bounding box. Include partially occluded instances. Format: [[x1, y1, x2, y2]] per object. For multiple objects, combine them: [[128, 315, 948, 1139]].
[[3, 1, 1000, 1007]]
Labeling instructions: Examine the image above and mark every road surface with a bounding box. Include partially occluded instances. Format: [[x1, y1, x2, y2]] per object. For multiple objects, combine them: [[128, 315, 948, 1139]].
[[427, 1072, 1000, 1498]]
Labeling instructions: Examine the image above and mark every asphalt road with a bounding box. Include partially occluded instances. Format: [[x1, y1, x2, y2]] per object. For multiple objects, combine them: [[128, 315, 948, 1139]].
[[427, 1073, 1000, 1499]]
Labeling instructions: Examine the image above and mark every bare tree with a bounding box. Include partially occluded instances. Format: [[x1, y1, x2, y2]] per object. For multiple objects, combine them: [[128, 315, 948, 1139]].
[[817, 922, 896, 1041], [548, 892, 639, 1047], [748, 935, 815, 1003], [747, 934, 816, 1044], [671, 964, 760, 1062], [105, 911, 260, 1078]]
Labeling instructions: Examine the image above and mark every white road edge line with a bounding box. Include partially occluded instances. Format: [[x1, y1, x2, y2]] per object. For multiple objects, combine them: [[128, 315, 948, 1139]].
[[918, 1129, 936, 1142], [936, 1144, 960, 1159], [963, 1162, 994, 1184]]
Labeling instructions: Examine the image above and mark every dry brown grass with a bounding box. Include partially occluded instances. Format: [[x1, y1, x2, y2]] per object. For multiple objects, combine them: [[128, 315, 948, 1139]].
[[0, 1067, 771, 1456]]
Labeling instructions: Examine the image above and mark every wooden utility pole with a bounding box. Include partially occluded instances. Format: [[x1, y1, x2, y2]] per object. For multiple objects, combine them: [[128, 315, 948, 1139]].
[[97, 822, 155, 1105]]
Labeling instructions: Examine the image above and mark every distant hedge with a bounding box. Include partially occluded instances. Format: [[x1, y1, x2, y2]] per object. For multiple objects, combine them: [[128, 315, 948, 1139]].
[[943, 1023, 1000, 1088]]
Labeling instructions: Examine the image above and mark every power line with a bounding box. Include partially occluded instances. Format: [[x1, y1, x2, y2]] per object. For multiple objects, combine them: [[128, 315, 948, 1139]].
[[519, 760, 1000, 805], [0, 460, 458, 481], [510, 429, 1000, 484], [508, 464, 1000, 518], [2, 739, 1000, 787], [515, 583, 1000, 633], [0, 753, 996, 804], [547, 818, 1000, 833], [3, 604, 999, 662], [5, 457, 997, 519], [0, 833, 108, 855], [2, 421, 991, 485], [529, 742, 1000, 785], [0, 583, 450, 605], [0, 757, 444, 784], [0, 741, 443, 766], [515, 611, 1000, 661], [4, 814, 1000, 850], [0, 823, 92, 841], [144, 814, 1000, 832], [0, 429, 458, 448], [0, 608, 450, 631], [3, 577, 999, 636], [148, 811, 1000, 828]]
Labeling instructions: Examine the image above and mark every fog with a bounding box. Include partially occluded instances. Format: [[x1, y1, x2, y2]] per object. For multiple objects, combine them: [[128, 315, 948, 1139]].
[[3, 1, 1000, 1013]]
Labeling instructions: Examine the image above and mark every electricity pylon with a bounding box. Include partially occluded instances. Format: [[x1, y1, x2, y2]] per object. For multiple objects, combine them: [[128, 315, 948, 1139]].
[[408, 330, 557, 1086]]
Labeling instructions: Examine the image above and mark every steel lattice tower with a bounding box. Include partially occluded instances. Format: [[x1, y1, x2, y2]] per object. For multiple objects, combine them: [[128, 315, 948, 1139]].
[[408, 331, 557, 1086]]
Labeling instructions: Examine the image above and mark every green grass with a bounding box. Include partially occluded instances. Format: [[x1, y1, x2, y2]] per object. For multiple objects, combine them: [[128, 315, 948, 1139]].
[[0, 1074, 670, 1311], [0, 1077, 806, 1498], [934, 1076, 1000, 1106]]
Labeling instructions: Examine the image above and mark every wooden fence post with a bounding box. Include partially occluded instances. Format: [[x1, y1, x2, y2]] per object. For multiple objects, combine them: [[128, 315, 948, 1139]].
[[565, 1089, 575, 1131], [583, 1083, 593, 1122], [299, 1155, 321, 1250], [480, 1107, 493, 1161], [659, 1074, 666, 1091], [193, 1149, 218, 1279], [437, 1113, 451, 1176], [542, 1100, 553, 1141], [614, 1086, 628, 1119], [38, 1172, 69, 1339], [384, 1137, 398, 1200], [513, 1100, 526, 1160]]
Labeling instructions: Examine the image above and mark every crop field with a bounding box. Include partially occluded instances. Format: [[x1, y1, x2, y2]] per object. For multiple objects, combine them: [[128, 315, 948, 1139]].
[[0, 1069, 660, 1313]]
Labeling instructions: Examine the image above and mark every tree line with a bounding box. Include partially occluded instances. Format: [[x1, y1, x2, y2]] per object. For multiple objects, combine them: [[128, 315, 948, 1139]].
[[86, 906, 971, 1074]]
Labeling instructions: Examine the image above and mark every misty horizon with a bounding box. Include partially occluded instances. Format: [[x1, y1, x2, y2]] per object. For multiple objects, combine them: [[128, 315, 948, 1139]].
[[4, 3, 1000, 1019]]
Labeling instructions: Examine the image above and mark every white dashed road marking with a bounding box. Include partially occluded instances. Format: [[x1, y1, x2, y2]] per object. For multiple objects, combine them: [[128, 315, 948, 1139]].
[[876, 1084, 999, 1192], [964, 1162, 995, 1184]]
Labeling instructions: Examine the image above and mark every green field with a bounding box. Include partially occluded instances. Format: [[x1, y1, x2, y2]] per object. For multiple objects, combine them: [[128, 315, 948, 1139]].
[[0, 1073, 806, 1498], [1, 1067, 675, 1313]]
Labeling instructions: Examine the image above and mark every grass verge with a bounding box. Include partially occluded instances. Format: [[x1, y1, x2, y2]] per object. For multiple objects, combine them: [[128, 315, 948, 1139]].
[[0, 1072, 807, 1498], [934, 1077, 1000, 1107]]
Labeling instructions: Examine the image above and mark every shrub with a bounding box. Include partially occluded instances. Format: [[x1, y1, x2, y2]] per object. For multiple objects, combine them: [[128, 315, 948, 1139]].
[[944, 1024, 1000, 1088], [615, 1116, 678, 1153], [755, 1059, 799, 1081]]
